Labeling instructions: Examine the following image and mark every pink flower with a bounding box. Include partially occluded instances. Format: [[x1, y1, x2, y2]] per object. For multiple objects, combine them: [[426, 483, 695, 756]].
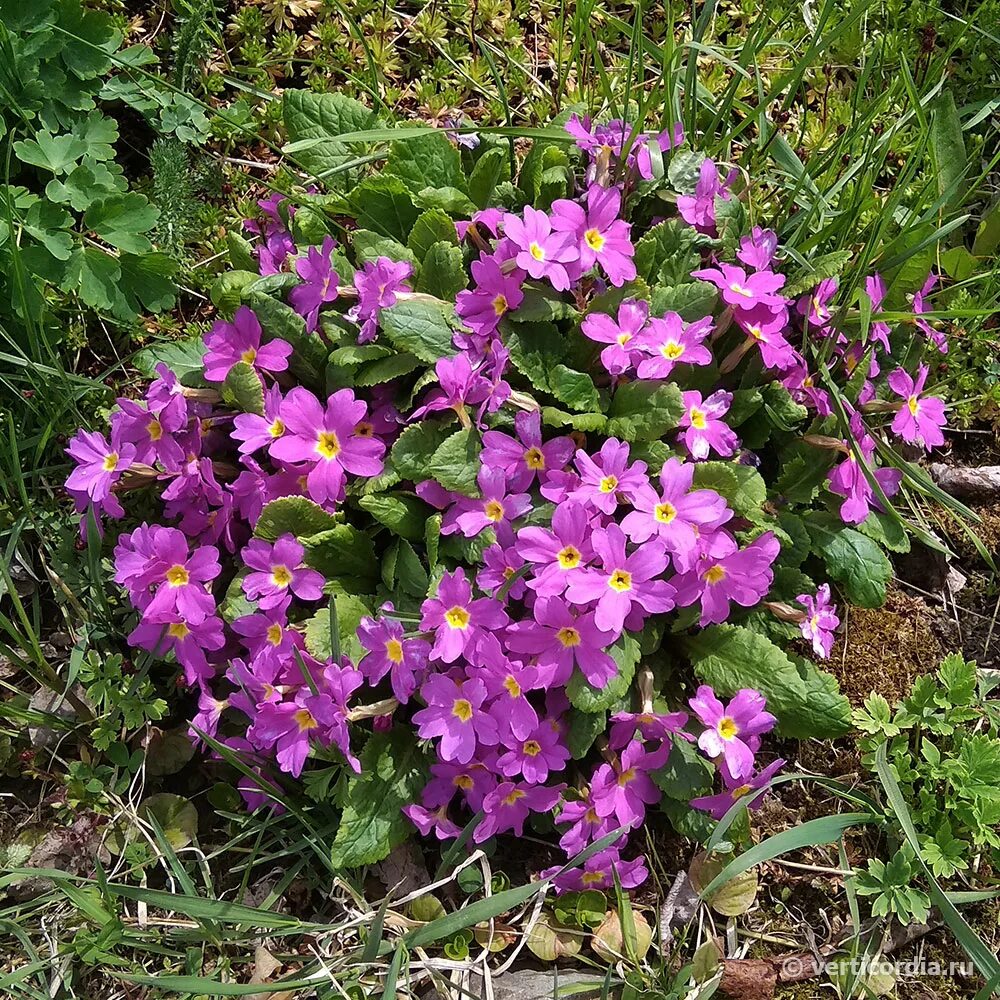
[[474, 780, 565, 843], [544, 848, 648, 893], [737, 227, 778, 270], [404, 803, 462, 840], [289, 236, 338, 331], [635, 313, 713, 379], [502, 206, 579, 291], [689, 685, 775, 780], [550, 184, 636, 287], [128, 614, 225, 688], [569, 438, 649, 514], [734, 305, 797, 371], [888, 364, 946, 449], [141, 529, 221, 625], [496, 720, 570, 784], [517, 502, 594, 597], [590, 739, 669, 828], [691, 263, 786, 311], [564, 524, 674, 634], [242, 534, 324, 611], [349, 257, 412, 343], [357, 613, 431, 704], [797, 584, 840, 658], [912, 273, 947, 353], [827, 413, 903, 525], [608, 709, 689, 751], [691, 758, 785, 819], [864, 274, 892, 353], [797, 278, 837, 331], [441, 467, 531, 542], [412, 673, 499, 764], [203, 306, 292, 383], [678, 390, 739, 460], [676, 158, 736, 236], [557, 790, 619, 855], [672, 531, 779, 626], [481, 410, 574, 491], [269, 387, 386, 505], [455, 252, 525, 337], [65, 428, 136, 519], [419, 568, 509, 663], [581, 299, 648, 376], [232, 385, 286, 455]]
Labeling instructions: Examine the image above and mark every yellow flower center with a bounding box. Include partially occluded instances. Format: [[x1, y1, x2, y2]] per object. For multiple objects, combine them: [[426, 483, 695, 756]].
[[654, 501, 677, 524], [502, 788, 526, 805], [385, 638, 404, 663], [557, 545, 581, 569], [810, 614, 820, 631], [523, 740, 542, 757], [584, 227, 605, 251], [445, 606, 471, 629], [148, 419, 163, 441], [689, 407, 707, 430], [454, 774, 474, 790], [484, 499, 505, 522], [609, 569, 632, 592], [268, 418, 285, 438], [529, 241, 545, 261], [165, 564, 189, 587], [492, 294, 508, 317], [717, 717, 738, 741], [102, 451, 120, 472], [581, 871, 606, 886], [599, 475, 618, 493], [803, 375, 814, 388], [729, 282, 753, 298], [732, 783, 753, 799], [556, 626, 581, 648], [503, 676, 522, 698], [908, 395, 920, 416], [266, 623, 283, 645], [703, 564, 726, 585], [618, 767, 636, 786], [270, 565, 293, 587], [241, 347, 258, 364], [167, 622, 190, 639], [294, 709, 319, 732], [524, 446, 545, 470], [355, 421, 374, 437], [616, 332, 632, 347], [747, 325, 763, 340], [661, 341, 684, 360], [316, 430, 341, 460], [452, 698, 473, 722]]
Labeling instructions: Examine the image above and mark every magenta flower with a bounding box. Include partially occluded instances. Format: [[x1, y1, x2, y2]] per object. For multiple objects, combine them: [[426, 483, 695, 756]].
[[564, 524, 674, 634], [545, 847, 649, 893], [734, 305, 797, 371], [474, 780, 565, 843], [620, 457, 731, 570], [797, 584, 840, 658], [690, 685, 775, 780], [232, 608, 304, 673], [412, 673, 499, 764], [65, 428, 136, 519], [269, 387, 386, 505], [506, 597, 617, 688], [692, 263, 786, 311], [404, 803, 462, 840], [517, 502, 594, 597], [557, 790, 618, 855], [423, 758, 498, 812], [565, 115, 682, 181], [128, 613, 225, 688], [502, 206, 580, 291], [590, 739, 669, 828], [474, 634, 541, 740], [419, 568, 509, 664], [912, 273, 947, 353], [569, 438, 649, 514], [481, 410, 574, 491], [142, 529, 221, 624], [349, 257, 412, 343], [241, 534, 324, 611], [456, 253, 525, 337], [888, 364, 946, 449], [289, 236, 339, 331], [673, 531, 779, 626], [827, 413, 903, 525], [580, 299, 648, 376], [797, 278, 837, 331], [497, 719, 570, 783], [782, 361, 832, 416], [477, 543, 528, 601], [676, 158, 736, 235], [357, 614, 431, 704], [635, 313, 713, 379], [111, 395, 186, 471], [410, 353, 492, 423], [232, 385, 286, 455], [550, 184, 635, 286], [679, 390, 739, 460], [442, 467, 531, 542], [691, 757, 786, 819], [608, 709, 689, 751], [203, 306, 292, 383], [737, 227, 779, 270], [864, 274, 892, 353]]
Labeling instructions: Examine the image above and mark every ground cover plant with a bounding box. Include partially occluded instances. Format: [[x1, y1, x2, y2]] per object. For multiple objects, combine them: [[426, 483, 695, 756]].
[[4, 1, 1000, 997]]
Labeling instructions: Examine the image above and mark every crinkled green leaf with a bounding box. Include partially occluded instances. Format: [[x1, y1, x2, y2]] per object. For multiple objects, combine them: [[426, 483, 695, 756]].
[[416, 242, 467, 300], [566, 632, 640, 713], [379, 295, 456, 363], [804, 512, 892, 607], [606, 380, 684, 442], [386, 131, 466, 195], [407, 208, 459, 261], [427, 428, 481, 496], [256, 496, 342, 541], [348, 175, 419, 242], [222, 361, 265, 416], [84, 193, 158, 253], [282, 90, 380, 181], [390, 420, 454, 482], [468, 146, 507, 209], [358, 492, 432, 542], [354, 351, 422, 387]]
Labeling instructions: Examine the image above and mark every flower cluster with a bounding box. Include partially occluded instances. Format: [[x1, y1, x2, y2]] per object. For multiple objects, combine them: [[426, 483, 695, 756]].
[[63, 111, 947, 889]]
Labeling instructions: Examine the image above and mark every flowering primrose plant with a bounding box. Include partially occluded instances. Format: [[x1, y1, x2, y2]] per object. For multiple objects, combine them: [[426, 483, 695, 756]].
[[66, 94, 951, 884]]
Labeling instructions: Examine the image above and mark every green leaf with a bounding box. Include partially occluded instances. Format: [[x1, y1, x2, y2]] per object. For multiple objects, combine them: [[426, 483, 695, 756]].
[[60, 246, 121, 309], [84, 193, 158, 253], [416, 242, 467, 300], [348, 175, 419, 242], [386, 132, 465, 195], [304, 593, 373, 662], [427, 428, 481, 496], [358, 492, 432, 542], [566, 709, 607, 760], [329, 727, 430, 868], [248, 293, 328, 388], [414, 186, 478, 217], [222, 361, 264, 416], [566, 633, 639, 713], [505, 320, 566, 392], [783, 250, 853, 298], [390, 421, 454, 482], [351, 229, 419, 271], [648, 282, 718, 321], [379, 296, 456, 363], [682, 624, 852, 739], [407, 209, 459, 261], [255, 496, 342, 541], [304, 524, 378, 585], [282, 90, 380, 181], [14, 131, 88, 173], [354, 352, 422, 387], [633, 220, 704, 284], [118, 252, 178, 316], [653, 733, 715, 799], [929, 90, 968, 211], [548, 365, 601, 412], [383, 537, 429, 597], [854, 510, 911, 554], [134, 335, 206, 386], [606, 380, 684, 442], [45, 160, 126, 211], [138, 794, 198, 851], [774, 445, 837, 503], [693, 462, 767, 523], [804, 513, 892, 608], [468, 146, 506, 209]]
